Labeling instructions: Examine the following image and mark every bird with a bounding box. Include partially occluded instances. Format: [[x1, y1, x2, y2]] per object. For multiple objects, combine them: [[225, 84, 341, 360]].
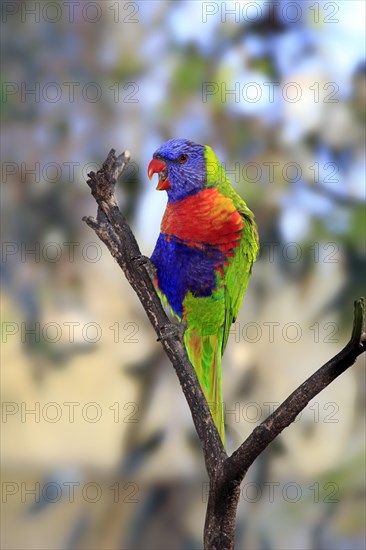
[[148, 139, 259, 444]]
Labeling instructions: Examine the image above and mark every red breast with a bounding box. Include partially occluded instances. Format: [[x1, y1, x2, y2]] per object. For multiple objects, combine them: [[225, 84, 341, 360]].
[[161, 189, 244, 253]]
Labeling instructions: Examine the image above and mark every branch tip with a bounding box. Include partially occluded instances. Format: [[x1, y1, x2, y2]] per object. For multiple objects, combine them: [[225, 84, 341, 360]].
[[82, 215, 102, 232], [112, 151, 131, 181], [351, 297, 365, 348]]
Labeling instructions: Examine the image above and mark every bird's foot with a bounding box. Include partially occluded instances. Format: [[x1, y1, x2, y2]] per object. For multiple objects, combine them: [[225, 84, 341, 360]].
[[131, 255, 155, 278], [157, 322, 186, 342], [131, 254, 150, 267]]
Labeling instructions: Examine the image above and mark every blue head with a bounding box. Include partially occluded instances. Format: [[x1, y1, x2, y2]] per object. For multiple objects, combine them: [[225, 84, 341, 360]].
[[148, 138, 206, 202]]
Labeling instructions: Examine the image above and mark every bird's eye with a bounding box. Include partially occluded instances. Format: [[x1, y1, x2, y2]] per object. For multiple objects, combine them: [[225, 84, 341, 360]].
[[178, 154, 188, 164]]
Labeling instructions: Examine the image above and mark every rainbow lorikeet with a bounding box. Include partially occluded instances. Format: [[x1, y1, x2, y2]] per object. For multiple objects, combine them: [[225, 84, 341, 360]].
[[148, 139, 259, 444]]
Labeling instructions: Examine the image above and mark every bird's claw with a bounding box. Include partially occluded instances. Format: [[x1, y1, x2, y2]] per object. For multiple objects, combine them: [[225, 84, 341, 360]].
[[157, 323, 186, 342], [132, 255, 156, 279], [131, 255, 151, 268]]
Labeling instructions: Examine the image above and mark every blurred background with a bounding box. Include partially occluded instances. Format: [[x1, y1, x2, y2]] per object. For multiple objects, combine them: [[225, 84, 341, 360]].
[[1, 1, 365, 549]]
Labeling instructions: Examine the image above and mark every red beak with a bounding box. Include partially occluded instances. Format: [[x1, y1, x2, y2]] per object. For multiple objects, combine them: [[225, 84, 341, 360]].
[[148, 158, 170, 191]]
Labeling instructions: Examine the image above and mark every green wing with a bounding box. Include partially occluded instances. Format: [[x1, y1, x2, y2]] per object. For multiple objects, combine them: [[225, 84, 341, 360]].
[[222, 212, 258, 352], [204, 145, 259, 352]]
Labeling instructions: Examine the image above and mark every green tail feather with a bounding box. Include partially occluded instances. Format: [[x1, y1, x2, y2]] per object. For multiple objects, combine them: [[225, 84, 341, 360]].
[[184, 328, 225, 444]]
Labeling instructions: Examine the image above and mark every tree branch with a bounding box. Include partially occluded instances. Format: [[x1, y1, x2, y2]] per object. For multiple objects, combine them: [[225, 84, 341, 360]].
[[227, 298, 366, 482], [83, 149, 365, 550]]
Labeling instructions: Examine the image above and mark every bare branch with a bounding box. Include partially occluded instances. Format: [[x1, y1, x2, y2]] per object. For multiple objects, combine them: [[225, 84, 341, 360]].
[[227, 298, 365, 482]]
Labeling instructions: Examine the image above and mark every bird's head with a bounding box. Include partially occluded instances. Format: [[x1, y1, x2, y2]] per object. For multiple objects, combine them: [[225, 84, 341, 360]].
[[148, 138, 207, 202]]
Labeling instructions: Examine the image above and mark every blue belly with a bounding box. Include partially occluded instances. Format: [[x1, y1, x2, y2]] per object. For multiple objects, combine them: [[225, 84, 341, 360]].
[[151, 234, 226, 318]]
